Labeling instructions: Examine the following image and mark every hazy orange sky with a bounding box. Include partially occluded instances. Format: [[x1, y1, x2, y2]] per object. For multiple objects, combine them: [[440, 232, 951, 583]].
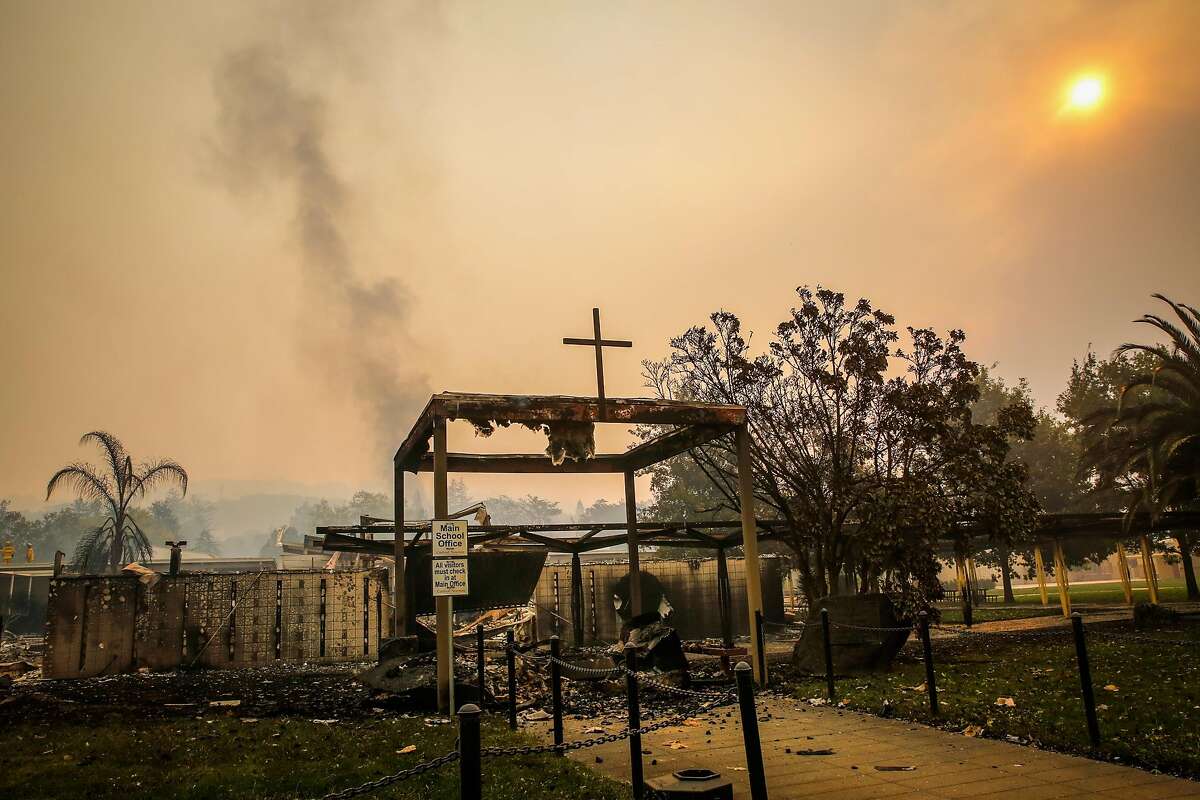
[[2, 1, 1198, 510]]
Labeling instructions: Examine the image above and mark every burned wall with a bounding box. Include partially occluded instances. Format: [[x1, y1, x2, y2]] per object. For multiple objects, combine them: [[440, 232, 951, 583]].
[[532, 556, 784, 646], [44, 568, 388, 679]]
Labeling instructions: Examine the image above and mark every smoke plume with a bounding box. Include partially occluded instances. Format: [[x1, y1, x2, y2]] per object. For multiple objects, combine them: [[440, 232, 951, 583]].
[[211, 43, 429, 472]]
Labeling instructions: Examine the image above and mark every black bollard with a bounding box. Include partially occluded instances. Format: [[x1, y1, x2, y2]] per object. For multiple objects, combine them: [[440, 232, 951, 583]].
[[625, 643, 644, 800], [734, 662, 768, 800], [506, 629, 517, 730], [1070, 613, 1101, 748], [754, 609, 767, 687], [919, 612, 938, 716], [550, 635, 564, 755], [476, 624, 486, 706], [821, 608, 835, 702], [458, 703, 482, 800]]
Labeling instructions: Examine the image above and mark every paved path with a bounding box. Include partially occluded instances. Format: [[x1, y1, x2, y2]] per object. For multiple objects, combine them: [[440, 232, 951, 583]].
[[532, 694, 1200, 799]]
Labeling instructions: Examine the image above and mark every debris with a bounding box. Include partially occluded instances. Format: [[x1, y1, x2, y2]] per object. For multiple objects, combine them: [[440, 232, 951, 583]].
[[962, 724, 984, 738], [795, 749, 834, 756], [584, 726, 605, 734], [0, 661, 36, 678], [994, 697, 1016, 708], [1103, 684, 1119, 692], [665, 740, 688, 750], [875, 766, 915, 772], [311, 719, 338, 725], [397, 745, 416, 754], [208, 700, 241, 708]]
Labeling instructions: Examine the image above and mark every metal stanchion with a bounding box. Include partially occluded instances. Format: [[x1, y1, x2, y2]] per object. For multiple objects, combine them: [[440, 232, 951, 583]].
[[1070, 612, 1101, 748], [821, 608, 835, 702], [625, 643, 644, 800], [476, 624, 486, 706], [919, 611, 938, 716], [754, 609, 767, 687], [458, 703, 482, 800], [734, 662, 768, 800], [550, 635, 564, 755], [506, 629, 517, 730]]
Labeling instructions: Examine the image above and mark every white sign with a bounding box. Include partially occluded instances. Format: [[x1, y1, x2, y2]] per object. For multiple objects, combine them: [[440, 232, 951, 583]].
[[431, 519, 469, 557], [432, 557, 469, 596]]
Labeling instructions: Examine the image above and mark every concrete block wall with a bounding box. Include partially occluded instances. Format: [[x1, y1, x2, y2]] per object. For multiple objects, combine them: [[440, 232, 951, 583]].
[[44, 568, 388, 679]]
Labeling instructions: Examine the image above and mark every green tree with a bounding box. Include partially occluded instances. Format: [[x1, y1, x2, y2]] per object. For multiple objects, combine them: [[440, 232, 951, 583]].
[[644, 287, 1038, 612], [972, 368, 1094, 600], [1076, 295, 1200, 599], [576, 498, 627, 524], [46, 432, 188, 571]]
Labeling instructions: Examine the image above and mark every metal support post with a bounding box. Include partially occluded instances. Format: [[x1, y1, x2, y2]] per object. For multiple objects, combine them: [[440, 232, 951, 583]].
[[625, 643, 643, 800], [458, 704, 482, 800], [506, 629, 518, 730], [1070, 613, 1101, 748], [550, 635, 564, 755], [919, 611, 938, 715], [476, 624, 486, 706], [821, 608, 835, 702], [734, 662, 768, 800]]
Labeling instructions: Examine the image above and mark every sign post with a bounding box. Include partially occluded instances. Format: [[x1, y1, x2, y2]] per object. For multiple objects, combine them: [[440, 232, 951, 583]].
[[432, 520, 469, 713]]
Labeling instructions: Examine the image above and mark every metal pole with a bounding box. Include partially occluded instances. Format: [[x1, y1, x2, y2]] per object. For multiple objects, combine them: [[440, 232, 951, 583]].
[[623, 471, 642, 618], [625, 643, 643, 800], [821, 608, 835, 702], [919, 611, 938, 715], [1070, 613, 1101, 748], [505, 629, 518, 730], [433, 417, 452, 714], [550, 635, 564, 755], [716, 546, 733, 648], [754, 609, 767, 687], [458, 703, 482, 800], [735, 426, 766, 685], [734, 662, 768, 800], [476, 624, 486, 706], [393, 463, 406, 637]]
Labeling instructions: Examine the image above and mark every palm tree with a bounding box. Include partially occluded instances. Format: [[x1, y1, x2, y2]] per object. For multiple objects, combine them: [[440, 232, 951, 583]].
[[1081, 294, 1200, 598], [46, 431, 188, 572]]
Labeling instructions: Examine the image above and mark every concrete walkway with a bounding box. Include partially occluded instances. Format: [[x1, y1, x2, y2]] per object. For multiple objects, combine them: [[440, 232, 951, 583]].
[[533, 694, 1200, 798]]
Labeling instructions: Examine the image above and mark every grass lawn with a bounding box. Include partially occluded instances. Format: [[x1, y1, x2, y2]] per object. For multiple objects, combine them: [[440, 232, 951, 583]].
[[937, 606, 1063, 625], [778, 622, 1200, 779], [1009, 578, 1192, 606], [0, 712, 629, 800]]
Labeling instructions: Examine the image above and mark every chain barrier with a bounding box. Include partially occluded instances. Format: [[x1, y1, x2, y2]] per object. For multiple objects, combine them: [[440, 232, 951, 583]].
[[540, 654, 737, 700], [481, 686, 737, 759], [315, 750, 460, 800], [762, 618, 806, 629], [827, 619, 913, 633], [544, 655, 624, 679]]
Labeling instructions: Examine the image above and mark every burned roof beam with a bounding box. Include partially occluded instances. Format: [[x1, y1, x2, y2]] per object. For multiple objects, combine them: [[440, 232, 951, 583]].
[[622, 424, 736, 471], [415, 452, 627, 474]]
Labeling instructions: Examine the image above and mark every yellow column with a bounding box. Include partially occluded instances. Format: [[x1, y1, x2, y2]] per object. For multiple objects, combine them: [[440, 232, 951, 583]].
[[1115, 546, 1133, 606], [433, 417, 453, 714], [736, 425, 766, 685], [966, 556, 978, 602], [1053, 540, 1071, 617], [1033, 546, 1049, 606], [1139, 535, 1160, 604], [954, 556, 966, 600]]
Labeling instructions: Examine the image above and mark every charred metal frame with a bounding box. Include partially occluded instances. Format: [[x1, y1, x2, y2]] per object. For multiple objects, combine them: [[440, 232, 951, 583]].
[[384, 391, 765, 702]]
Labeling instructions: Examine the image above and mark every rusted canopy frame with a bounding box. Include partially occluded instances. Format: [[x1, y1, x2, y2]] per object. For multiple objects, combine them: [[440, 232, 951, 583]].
[[394, 393, 745, 473], [321, 519, 779, 555]]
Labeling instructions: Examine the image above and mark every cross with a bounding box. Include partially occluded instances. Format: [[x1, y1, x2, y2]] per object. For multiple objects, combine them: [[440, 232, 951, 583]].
[[563, 307, 632, 419]]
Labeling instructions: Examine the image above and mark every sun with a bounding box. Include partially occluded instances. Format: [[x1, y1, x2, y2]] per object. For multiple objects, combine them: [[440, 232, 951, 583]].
[[1064, 74, 1105, 112]]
